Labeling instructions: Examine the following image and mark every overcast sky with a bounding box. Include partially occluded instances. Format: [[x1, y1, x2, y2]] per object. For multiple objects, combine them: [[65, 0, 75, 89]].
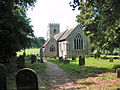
[[27, 0, 79, 39]]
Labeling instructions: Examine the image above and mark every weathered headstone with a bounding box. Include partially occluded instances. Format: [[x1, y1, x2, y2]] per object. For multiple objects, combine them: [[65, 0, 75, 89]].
[[0, 64, 7, 90], [31, 55, 36, 64], [79, 56, 85, 66], [54, 56, 56, 59], [64, 60, 70, 64], [82, 58, 85, 65], [109, 57, 113, 62], [58, 57, 64, 62], [72, 57, 76, 60], [17, 55, 25, 68], [16, 68, 38, 90], [116, 68, 120, 78], [94, 53, 100, 58]]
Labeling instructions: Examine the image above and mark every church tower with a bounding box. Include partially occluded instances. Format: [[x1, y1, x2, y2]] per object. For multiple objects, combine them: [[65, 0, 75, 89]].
[[47, 23, 60, 39]]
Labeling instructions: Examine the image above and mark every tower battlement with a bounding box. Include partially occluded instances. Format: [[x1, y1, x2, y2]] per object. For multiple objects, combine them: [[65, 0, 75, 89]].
[[47, 23, 60, 39]]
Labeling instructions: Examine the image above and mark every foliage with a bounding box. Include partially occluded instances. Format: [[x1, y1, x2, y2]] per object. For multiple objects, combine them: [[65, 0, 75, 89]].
[[0, 0, 36, 63], [31, 37, 46, 48], [70, 0, 120, 54]]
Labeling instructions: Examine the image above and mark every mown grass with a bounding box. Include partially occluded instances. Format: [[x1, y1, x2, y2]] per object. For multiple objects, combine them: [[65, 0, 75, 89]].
[[45, 57, 120, 77], [45, 57, 120, 89]]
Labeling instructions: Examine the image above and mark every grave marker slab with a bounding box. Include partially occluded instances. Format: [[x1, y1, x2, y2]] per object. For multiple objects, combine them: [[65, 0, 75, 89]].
[[116, 68, 120, 78], [79, 56, 85, 66], [64, 60, 70, 64], [72, 57, 76, 60], [58, 57, 64, 62], [16, 68, 38, 90], [31, 55, 36, 64]]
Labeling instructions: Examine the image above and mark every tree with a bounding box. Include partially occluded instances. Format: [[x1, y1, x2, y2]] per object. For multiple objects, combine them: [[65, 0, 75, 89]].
[[70, 0, 120, 54], [0, 0, 36, 63], [31, 37, 46, 48]]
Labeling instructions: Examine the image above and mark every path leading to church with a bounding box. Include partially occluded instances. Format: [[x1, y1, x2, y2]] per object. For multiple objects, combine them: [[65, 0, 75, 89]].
[[44, 60, 76, 89]]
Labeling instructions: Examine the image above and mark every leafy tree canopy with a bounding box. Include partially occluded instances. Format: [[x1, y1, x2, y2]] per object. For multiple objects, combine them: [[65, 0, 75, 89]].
[[31, 37, 46, 48], [0, 0, 36, 63], [70, 0, 120, 53]]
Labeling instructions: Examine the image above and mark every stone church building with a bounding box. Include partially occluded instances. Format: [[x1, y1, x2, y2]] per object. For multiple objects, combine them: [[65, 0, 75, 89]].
[[42, 23, 91, 58]]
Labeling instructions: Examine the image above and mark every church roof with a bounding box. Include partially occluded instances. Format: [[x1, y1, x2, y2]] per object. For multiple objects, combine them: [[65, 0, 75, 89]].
[[54, 30, 67, 40], [58, 27, 76, 41], [42, 38, 50, 48], [42, 25, 80, 48]]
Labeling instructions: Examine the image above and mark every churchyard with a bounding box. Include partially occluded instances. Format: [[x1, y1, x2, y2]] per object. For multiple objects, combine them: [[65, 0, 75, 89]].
[[45, 56, 120, 89], [1, 48, 120, 89]]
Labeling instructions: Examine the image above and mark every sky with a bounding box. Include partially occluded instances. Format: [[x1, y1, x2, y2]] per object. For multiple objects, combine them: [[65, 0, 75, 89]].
[[27, 0, 80, 39]]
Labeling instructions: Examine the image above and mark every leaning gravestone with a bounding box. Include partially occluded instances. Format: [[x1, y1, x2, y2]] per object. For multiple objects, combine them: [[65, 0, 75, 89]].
[[0, 64, 7, 90], [116, 68, 120, 78], [79, 56, 85, 66], [16, 55, 25, 68], [16, 68, 38, 90]]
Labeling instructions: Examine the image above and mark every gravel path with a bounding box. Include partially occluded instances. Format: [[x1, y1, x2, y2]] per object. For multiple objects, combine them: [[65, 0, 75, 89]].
[[44, 60, 75, 89]]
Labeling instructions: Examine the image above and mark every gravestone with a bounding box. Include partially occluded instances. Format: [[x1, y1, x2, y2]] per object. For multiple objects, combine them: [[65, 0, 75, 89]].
[[38, 57, 43, 63], [16, 68, 38, 90], [54, 56, 56, 59], [40, 48, 43, 58], [79, 56, 85, 66], [0, 64, 7, 90], [116, 68, 120, 78], [31, 55, 36, 64], [72, 57, 76, 60], [64, 60, 70, 64], [109, 58, 113, 62], [94, 53, 100, 58], [17, 55, 25, 68], [58, 57, 64, 62]]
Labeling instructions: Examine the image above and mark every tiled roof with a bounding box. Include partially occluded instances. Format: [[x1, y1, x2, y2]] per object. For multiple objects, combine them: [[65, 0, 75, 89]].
[[42, 38, 50, 48], [58, 26, 76, 41], [54, 30, 67, 40]]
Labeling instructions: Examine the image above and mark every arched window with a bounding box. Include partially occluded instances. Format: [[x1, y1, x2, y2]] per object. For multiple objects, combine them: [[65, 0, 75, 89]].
[[50, 45, 55, 52], [74, 33, 83, 50]]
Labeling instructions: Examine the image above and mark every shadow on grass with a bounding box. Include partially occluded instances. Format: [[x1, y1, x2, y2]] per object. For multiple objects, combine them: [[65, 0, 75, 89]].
[[59, 63, 111, 80], [79, 82, 96, 85], [113, 64, 120, 70]]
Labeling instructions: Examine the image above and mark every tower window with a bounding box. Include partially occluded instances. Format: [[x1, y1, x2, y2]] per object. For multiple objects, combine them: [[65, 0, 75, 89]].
[[74, 33, 83, 50], [53, 29, 56, 33], [50, 45, 55, 52]]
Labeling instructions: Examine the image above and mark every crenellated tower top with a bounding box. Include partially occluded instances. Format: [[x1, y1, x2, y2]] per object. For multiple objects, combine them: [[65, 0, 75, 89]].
[[47, 23, 60, 39]]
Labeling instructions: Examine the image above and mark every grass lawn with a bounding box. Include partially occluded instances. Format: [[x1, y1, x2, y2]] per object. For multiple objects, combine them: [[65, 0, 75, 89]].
[[45, 57, 120, 89], [17, 48, 40, 57], [45, 57, 120, 75]]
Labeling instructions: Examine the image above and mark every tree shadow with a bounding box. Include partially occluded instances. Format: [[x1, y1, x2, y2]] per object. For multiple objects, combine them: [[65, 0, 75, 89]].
[[67, 64, 111, 80]]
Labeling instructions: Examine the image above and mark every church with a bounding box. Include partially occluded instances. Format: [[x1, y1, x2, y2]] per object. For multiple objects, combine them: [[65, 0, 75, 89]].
[[41, 23, 91, 58]]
